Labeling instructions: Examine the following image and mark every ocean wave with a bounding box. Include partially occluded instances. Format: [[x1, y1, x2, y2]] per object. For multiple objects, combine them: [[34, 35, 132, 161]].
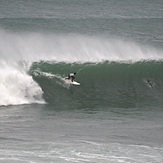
[[1, 30, 163, 106]]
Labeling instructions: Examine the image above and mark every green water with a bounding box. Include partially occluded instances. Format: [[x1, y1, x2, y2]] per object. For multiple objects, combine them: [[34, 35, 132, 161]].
[[30, 61, 163, 108]]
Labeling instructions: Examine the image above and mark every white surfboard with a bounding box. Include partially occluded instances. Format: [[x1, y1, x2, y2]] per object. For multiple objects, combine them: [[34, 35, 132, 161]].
[[71, 81, 80, 85], [64, 79, 80, 85]]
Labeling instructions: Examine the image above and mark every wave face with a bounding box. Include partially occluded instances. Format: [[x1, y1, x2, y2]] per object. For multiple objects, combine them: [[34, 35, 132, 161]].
[[0, 30, 163, 107], [30, 61, 163, 108]]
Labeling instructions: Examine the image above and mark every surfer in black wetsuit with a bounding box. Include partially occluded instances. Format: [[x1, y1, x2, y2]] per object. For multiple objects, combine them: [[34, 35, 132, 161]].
[[146, 79, 153, 88], [65, 72, 76, 82]]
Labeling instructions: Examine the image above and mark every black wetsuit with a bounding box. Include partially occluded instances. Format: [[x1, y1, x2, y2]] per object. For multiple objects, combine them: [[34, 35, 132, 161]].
[[67, 73, 76, 82]]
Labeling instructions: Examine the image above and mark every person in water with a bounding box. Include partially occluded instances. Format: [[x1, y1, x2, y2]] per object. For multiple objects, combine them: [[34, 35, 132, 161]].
[[146, 79, 153, 89], [66, 72, 76, 82]]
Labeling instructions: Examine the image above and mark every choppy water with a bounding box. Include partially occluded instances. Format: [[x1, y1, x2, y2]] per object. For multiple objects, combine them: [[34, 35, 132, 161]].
[[0, 0, 163, 162]]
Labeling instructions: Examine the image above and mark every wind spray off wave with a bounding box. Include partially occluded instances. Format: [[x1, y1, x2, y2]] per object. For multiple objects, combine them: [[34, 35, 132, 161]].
[[0, 29, 163, 63]]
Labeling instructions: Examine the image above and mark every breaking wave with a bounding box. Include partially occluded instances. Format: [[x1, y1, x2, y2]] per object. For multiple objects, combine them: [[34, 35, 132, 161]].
[[0, 29, 163, 106]]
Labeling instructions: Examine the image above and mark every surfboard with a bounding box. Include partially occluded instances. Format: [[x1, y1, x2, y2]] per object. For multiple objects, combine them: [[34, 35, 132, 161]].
[[64, 79, 80, 85], [71, 81, 80, 85]]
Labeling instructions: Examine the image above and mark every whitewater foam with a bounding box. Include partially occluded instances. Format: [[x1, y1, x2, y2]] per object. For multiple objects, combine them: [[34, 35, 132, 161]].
[[0, 61, 45, 106]]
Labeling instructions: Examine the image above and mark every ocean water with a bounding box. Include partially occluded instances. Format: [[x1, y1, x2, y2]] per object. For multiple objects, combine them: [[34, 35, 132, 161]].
[[0, 0, 163, 162]]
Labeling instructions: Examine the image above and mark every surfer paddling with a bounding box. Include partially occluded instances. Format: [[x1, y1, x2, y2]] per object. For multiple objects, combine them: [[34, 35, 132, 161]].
[[65, 72, 76, 82]]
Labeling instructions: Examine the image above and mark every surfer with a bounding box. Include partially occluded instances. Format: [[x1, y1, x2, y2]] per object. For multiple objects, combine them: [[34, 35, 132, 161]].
[[146, 79, 153, 89], [65, 72, 76, 82]]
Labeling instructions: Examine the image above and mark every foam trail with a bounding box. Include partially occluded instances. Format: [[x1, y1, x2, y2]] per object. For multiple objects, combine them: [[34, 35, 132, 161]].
[[33, 69, 71, 89], [33, 69, 55, 78]]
